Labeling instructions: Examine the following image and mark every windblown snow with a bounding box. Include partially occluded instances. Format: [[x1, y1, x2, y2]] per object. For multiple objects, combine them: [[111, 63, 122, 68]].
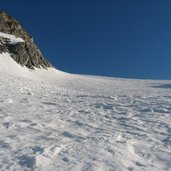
[[0, 32, 25, 45], [1, 51, 171, 171]]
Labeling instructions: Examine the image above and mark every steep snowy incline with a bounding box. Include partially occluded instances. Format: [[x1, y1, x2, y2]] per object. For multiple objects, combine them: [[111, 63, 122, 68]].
[[0, 52, 151, 94], [0, 52, 30, 77], [1, 53, 171, 171]]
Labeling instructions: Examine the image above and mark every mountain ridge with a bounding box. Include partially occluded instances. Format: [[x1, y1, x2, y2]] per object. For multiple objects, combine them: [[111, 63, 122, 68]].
[[0, 10, 51, 69]]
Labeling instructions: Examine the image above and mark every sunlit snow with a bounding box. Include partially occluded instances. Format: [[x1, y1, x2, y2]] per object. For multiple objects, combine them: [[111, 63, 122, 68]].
[[0, 32, 25, 45], [0, 52, 171, 171]]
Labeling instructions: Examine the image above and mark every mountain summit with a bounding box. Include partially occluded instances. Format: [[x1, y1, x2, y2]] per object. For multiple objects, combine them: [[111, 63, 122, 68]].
[[0, 11, 51, 69]]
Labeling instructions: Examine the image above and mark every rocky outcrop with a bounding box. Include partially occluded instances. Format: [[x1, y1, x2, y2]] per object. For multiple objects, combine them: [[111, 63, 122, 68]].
[[0, 11, 51, 69], [0, 37, 8, 53]]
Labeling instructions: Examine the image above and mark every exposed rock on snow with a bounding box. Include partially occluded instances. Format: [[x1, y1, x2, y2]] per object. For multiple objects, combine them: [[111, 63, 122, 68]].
[[0, 11, 51, 69]]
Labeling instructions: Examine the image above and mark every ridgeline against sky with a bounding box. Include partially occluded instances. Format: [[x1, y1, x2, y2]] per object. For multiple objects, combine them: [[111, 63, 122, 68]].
[[1, 1, 171, 79], [0, 11, 51, 69]]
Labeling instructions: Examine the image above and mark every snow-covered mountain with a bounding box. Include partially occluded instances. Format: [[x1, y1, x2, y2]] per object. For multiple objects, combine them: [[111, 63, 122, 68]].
[[1, 11, 171, 171]]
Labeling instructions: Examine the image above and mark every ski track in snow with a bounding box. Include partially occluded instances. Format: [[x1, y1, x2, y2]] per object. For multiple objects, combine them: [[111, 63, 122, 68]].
[[0, 72, 171, 170]]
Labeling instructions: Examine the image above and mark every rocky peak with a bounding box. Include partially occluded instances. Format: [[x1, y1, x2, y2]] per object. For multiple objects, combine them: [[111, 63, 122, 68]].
[[0, 11, 51, 69]]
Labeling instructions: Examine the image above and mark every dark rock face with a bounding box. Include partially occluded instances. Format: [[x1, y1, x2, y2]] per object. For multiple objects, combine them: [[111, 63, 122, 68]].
[[0, 11, 51, 69], [0, 37, 8, 53]]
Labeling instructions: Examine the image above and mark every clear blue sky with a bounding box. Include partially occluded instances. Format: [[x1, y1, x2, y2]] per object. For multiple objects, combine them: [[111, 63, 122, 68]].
[[1, 0, 171, 79]]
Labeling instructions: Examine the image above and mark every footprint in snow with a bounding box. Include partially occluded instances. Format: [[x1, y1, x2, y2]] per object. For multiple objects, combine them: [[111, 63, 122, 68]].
[[18, 155, 36, 169], [42, 102, 57, 106], [31, 146, 44, 154]]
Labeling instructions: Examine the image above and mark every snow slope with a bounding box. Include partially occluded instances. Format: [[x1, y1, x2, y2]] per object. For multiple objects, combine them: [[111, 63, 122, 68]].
[[1, 52, 171, 171]]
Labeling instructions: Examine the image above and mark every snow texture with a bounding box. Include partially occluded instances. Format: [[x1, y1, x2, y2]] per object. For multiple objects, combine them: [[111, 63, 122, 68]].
[[0, 32, 25, 45], [0, 52, 171, 171]]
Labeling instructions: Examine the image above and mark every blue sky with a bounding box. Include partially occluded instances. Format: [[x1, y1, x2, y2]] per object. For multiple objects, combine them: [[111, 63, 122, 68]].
[[1, 0, 171, 79]]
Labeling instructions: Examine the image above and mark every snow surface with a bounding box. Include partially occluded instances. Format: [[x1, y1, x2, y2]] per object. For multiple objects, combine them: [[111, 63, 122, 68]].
[[1, 52, 171, 171], [0, 32, 25, 45]]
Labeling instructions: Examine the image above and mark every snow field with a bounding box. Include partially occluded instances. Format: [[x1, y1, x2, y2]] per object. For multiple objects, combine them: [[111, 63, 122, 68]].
[[0, 52, 171, 170]]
